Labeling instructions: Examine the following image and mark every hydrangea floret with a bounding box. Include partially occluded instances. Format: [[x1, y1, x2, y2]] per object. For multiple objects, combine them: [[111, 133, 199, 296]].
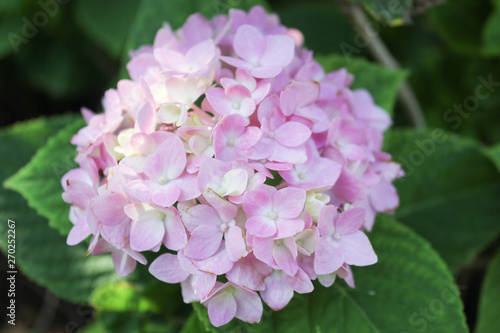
[[62, 5, 402, 327]]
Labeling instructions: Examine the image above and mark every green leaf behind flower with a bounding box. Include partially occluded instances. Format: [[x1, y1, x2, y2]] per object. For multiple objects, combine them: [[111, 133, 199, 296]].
[[475, 248, 500, 333], [75, 0, 140, 59], [385, 129, 500, 269]]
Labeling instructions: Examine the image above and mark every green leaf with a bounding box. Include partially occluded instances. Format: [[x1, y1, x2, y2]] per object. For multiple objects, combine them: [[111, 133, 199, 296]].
[[429, 0, 490, 57], [75, 0, 140, 59], [17, 37, 105, 98], [350, 0, 412, 26], [0, 115, 117, 303], [385, 129, 500, 268], [188, 216, 467, 332], [485, 142, 500, 172], [119, 0, 269, 78], [90, 281, 159, 313], [5, 116, 85, 235], [483, 0, 500, 57], [475, 248, 500, 333], [317, 54, 406, 114], [0, 17, 23, 59], [181, 311, 207, 333]]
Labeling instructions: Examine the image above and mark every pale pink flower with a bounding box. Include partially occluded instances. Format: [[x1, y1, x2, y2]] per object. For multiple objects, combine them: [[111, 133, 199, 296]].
[[314, 205, 377, 275]]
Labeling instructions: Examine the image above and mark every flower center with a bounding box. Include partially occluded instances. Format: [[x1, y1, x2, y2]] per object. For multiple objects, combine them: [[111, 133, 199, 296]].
[[157, 213, 166, 220], [158, 176, 168, 185], [332, 233, 341, 240], [220, 219, 236, 232], [268, 211, 278, 220]]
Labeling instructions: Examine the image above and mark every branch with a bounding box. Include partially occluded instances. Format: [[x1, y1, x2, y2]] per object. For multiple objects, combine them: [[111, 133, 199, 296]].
[[347, 4, 427, 128]]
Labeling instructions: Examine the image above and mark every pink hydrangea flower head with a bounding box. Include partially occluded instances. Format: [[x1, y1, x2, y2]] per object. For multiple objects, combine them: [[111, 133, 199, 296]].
[[62, 5, 401, 328]]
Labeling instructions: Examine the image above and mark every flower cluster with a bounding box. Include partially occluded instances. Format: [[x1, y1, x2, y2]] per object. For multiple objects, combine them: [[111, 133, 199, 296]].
[[62, 6, 402, 327]]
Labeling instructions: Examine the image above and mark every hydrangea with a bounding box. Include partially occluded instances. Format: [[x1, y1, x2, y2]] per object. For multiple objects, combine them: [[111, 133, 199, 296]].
[[62, 5, 402, 327]]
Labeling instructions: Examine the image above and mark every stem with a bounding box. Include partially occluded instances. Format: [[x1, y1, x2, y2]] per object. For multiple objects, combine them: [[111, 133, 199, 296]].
[[347, 4, 427, 129], [32, 290, 60, 333]]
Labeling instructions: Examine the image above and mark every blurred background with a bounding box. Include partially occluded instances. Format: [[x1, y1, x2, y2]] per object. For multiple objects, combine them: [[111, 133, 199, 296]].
[[1, 0, 499, 331]]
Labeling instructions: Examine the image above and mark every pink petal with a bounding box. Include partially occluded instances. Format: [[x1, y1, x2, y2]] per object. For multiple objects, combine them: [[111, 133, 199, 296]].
[[245, 216, 276, 238], [164, 211, 188, 251], [197, 158, 228, 193], [172, 172, 201, 201], [195, 246, 234, 275], [317, 205, 337, 236], [180, 204, 221, 232], [185, 39, 215, 72], [233, 25, 265, 64], [144, 136, 186, 181], [272, 187, 306, 219], [155, 46, 187, 71], [242, 189, 272, 217], [314, 238, 344, 275], [91, 193, 128, 226], [100, 220, 131, 249], [220, 56, 253, 73], [137, 103, 156, 134], [274, 122, 311, 148], [285, 268, 314, 294], [252, 236, 277, 268], [150, 254, 190, 283], [64, 181, 94, 208], [91, 238, 113, 255], [280, 81, 320, 116], [275, 217, 304, 239], [335, 207, 366, 235], [331, 168, 368, 203], [203, 189, 238, 222], [130, 218, 164, 251], [273, 240, 298, 276], [221, 113, 247, 139], [233, 286, 263, 323], [370, 182, 399, 212], [339, 231, 377, 266], [124, 179, 152, 203], [237, 126, 261, 150], [226, 254, 272, 291], [111, 250, 136, 277], [207, 289, 237, 327], [151, 185, 181, 207], [260, 271, 293, 310], [206, 87, 231, 116], [182, 14, 212, 45], [268, 144, 307, 164], [193, 273, 218, 300], [250, 65, 284, 79], [260, 34, 294, 67], [225, 226, 247, 262], [318, 273, 336, 288], [184, 225, 223, 260], [124, 202, 158, 221], [67, 212, 91, 246]]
